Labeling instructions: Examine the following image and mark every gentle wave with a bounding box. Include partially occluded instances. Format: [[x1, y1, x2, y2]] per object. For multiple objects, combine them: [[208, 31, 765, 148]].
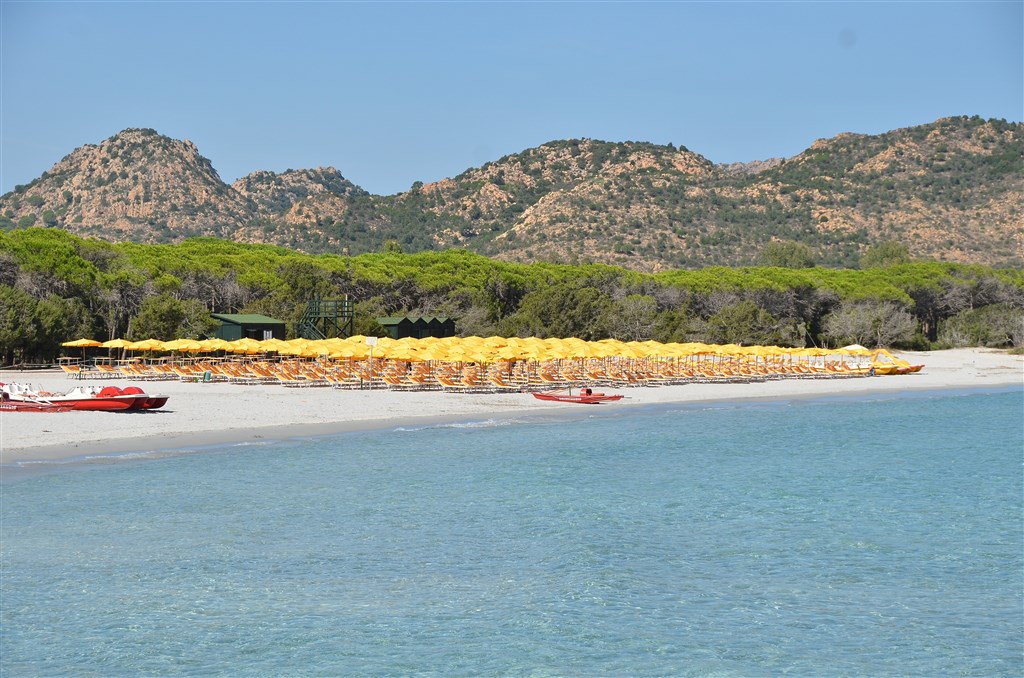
[[394, 417, 529, 432], [3, 437, 281, 468]]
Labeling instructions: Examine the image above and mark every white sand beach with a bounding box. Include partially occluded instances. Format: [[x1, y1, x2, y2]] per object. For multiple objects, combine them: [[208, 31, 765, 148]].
[[1, 348, 1020, 467]]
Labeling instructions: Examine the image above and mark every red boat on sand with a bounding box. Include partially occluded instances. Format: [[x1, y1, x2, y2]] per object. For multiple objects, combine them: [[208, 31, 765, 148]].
[[0, 400, 73, 413], [532, 388, 624, 404], [120, 386, 170, 410], [1, 383, 169, 412]]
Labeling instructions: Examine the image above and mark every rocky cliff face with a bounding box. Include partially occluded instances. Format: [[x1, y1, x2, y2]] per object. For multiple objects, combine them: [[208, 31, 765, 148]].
[[2, 116, 1020, 270]]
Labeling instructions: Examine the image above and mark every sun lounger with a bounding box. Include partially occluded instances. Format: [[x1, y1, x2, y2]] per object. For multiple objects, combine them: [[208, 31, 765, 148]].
[[60, 364, 83, 379]]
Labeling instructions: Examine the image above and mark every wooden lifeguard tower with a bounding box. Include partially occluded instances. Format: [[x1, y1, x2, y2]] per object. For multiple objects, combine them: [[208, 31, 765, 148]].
[[297, 297, 354, 340]]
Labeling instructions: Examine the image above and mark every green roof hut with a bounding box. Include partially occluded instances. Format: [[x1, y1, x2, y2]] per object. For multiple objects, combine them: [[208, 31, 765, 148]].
[[376, 316, 455, 340], [211, 313, 287, 341]]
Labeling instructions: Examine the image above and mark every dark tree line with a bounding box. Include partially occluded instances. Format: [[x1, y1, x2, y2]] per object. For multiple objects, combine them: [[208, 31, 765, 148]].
[[1, 228, 1021, 365]]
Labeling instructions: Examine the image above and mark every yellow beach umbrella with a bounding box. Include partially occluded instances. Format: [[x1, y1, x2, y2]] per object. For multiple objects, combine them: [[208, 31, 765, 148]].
[[62, 338, 102, 348], [62, 337, 103, 360], [127, 338, 165, 352], [492, 346, 520, 360], [382, 347, 424, 362], [273, 345, 301, 357], [411, 337, 439, 350], [536, 347, 570, 361], [163, 338, 209, 353], [160, 338, 189, 351], [277, 342, 313, 356], [414, 346, 452, 362], [608, 344, 645, 360], [198, 338, 233, 352], [329, 345, 371, 360], [98, 337, 133, 359], [512, 345, 550, 362], [223, 338, 264, 355], [302, 340, 334, 357], [259, 338, 292, 353], [323, 339, 348, 352], [460, 349, 495, 364], [480, 335, 509, 348]]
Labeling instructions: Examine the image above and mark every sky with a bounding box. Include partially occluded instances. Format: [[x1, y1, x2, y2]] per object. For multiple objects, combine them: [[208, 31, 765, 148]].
[[1, 1, 1021, 196]]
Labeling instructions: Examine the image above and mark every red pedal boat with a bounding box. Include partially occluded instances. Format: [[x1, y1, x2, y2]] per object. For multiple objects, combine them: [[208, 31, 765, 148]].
[[532, 388, 623, 404], [1, 383, 169, 412], [0, 399, 72, 413]]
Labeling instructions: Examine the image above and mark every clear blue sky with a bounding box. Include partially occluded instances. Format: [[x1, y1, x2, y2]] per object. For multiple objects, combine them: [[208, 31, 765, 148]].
[[2, 1, 1021, 196]]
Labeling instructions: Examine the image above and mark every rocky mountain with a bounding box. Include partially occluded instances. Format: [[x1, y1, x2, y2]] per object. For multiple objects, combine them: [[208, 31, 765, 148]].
[[2, 116, 1020, 270], [230, 167, 370, 250], [0, 128, 256, 241]]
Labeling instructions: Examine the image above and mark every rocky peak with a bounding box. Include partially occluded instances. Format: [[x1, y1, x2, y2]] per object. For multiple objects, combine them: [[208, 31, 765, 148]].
[[232, 167, 365, 216], [0, 128, 253, 240], [717, 158, 786, 175]]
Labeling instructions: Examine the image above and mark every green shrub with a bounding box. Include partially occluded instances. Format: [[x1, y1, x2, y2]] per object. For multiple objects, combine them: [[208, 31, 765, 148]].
[[936, 304, 1024, 348]]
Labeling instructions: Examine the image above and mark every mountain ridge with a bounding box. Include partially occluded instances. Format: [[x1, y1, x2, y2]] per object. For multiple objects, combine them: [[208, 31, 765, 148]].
[[2, 116, 1020, 270]]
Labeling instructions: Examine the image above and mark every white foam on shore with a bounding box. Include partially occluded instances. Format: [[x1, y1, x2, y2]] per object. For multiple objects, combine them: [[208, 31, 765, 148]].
[[5, 450, 164, 467], [394, 417, 530, 432]]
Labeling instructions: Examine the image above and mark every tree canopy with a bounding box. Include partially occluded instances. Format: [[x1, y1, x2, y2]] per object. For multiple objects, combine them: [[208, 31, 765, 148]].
[[1, 228, 1021, 363]]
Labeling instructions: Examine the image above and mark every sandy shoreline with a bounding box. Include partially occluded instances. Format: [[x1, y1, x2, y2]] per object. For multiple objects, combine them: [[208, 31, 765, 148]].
[[1, 348, 1020, 468]]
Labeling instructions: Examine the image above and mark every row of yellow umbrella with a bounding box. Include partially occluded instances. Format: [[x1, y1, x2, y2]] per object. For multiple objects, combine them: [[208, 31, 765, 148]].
[[62, 335, 877, 364]]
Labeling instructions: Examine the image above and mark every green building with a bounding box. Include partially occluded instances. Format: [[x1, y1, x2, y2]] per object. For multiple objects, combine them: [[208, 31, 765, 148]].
[[376, 316, 456, 340], [211, 313, 287, 341]]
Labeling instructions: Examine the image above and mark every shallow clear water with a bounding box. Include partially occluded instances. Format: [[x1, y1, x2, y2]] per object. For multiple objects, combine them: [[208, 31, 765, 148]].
[[2, 389, 1022, 676]]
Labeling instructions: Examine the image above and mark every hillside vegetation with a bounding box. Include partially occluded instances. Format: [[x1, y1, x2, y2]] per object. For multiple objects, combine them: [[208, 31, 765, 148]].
[[1, 116, 1020, 271], [2, 229, 1021, 364]]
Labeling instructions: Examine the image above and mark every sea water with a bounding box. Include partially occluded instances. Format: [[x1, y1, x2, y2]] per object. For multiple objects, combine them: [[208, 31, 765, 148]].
[[1, 388, 1021, 677]]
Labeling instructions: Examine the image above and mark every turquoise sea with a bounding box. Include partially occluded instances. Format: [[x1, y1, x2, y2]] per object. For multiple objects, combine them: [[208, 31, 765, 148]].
[[1, 388, 1022, 676]]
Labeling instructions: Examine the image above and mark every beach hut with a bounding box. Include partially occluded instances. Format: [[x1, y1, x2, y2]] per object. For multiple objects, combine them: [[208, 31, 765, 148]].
[[425, 316, 456, 338], [376, 316, 456, 340], [211, 313, 287, 341]]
